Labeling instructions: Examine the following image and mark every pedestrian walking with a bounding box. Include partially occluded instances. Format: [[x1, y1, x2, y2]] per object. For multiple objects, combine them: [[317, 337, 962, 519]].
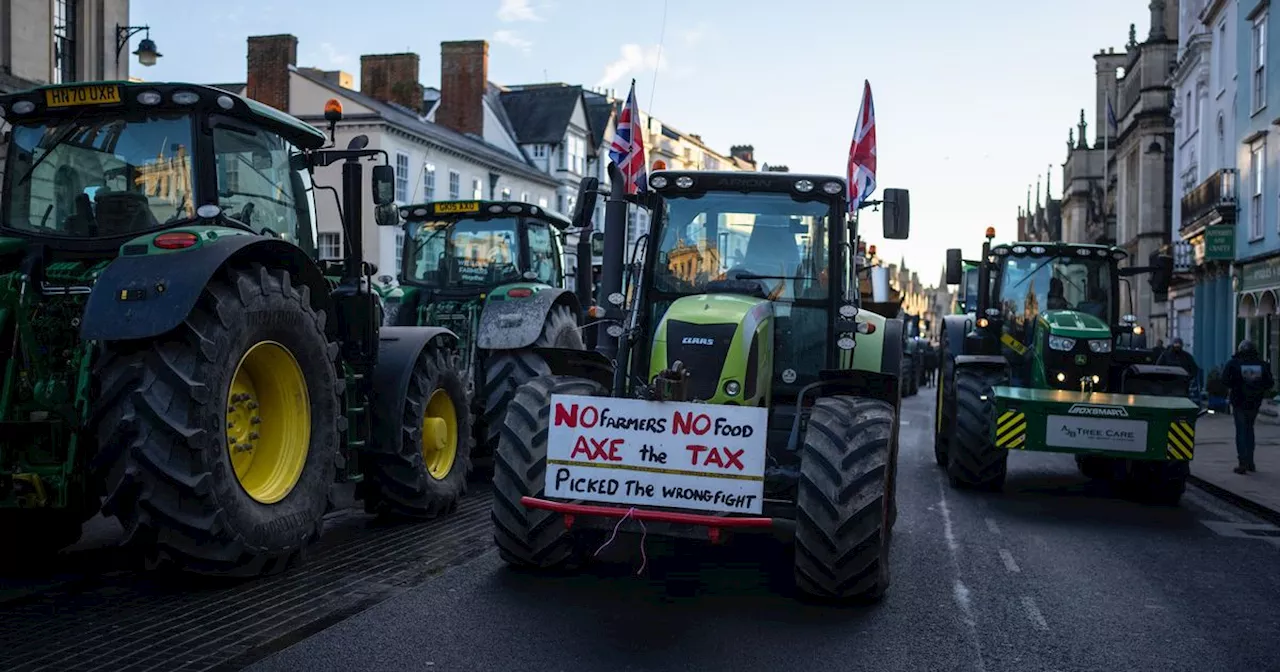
[[1222, 339, 1274, 474], [924, 342, 938, 387]]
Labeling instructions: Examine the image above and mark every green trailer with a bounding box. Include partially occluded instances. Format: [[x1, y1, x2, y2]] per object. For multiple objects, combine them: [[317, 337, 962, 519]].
[[935, 234, 1197, 504]]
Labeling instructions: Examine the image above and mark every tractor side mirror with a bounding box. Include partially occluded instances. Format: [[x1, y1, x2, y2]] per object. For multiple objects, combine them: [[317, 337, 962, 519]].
[[945, 248, 963, 285], [371, 164, 400, 227], [570, 177, 601, 231], [1149, 252, 1174, 296], [881, 188, 910, 240]]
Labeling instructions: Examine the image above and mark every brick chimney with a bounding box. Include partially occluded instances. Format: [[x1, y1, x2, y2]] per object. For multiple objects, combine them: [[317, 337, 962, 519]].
[[730, 144, 756, 164], [438, 40, 488, 136], [360, 53, 423, 111], [247, 34, 297, 112]]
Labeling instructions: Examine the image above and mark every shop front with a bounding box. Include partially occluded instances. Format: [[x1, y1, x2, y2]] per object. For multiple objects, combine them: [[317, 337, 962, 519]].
[[1188, 224, 1235, 383], [1234, 252, 1280, 384]]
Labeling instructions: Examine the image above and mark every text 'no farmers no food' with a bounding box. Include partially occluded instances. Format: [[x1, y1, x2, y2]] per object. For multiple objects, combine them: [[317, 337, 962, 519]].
[[543, 395, 770, 515]]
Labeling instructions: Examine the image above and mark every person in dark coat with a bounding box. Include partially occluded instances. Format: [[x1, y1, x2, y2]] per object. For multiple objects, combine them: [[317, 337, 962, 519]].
[[923, 341, 939, 387], [1157, 337, 1200, 398], [1222, 339, 1275, 474]]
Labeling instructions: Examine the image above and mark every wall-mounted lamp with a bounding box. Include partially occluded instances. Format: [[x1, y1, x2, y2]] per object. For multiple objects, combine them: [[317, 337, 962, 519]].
[[116, 25, 162, 68]]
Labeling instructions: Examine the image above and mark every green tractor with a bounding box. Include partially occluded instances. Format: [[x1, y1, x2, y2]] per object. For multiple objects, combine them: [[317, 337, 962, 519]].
[[0, 82, 470, 573], [491, 166, 912, 603], [934, 230, 1198, 504], [381, 199, 590, 464]]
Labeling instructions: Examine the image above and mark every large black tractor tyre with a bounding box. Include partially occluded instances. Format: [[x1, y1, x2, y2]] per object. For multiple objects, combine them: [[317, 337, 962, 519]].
[[479, 304, 584, 456], [364, 346, 473, 518], [934, 351, 955, 468], [794, 396, 895, 603], [93, 264, 342, 577], [492, 374, 605, 570], [947, 367, 1010, 491]]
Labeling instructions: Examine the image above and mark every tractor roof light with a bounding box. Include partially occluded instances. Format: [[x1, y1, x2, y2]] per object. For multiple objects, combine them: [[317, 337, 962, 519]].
[[507, 205, 522, 213], [985, 227, 996, 238], [838, 304, 858, 318], [795, 179, 814, 193], [217, 94, 234, 110], [822, 181, 843, 194], [137, 91, 162, 105], [1076, 248, 1092, 256], [488, 205, 505, 213], [1031, 246, 1046, 254], [11, 100, 34, 115], [652, 159, 667, 170], [675, 176, 694, 189], [171, 90, 200, 105], [837, 336, 856, 350], [1120, 313, 1137, 325], [993, 247, 1010, 256], [607, 292, 626, 306], [650, 175, 669, 189], [324, 98, 344, 122], [1012, 245, 1027, 254], [868, 244, 877, 256]]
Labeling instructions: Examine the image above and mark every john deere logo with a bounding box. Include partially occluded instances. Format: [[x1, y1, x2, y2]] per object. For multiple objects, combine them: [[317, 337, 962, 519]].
[[1067, 404, 1128, 417], [1074, 354, 1088, 365]]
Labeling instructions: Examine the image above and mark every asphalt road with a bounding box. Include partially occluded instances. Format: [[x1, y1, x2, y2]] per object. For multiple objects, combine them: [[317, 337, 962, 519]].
[[4, 390, 1279, 672], [244, 389, 1280, 672]]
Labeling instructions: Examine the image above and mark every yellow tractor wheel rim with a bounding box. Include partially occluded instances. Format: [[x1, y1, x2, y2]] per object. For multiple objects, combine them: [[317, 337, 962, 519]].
[[226, 341, 311, 504], [422, 388, 458, 480]]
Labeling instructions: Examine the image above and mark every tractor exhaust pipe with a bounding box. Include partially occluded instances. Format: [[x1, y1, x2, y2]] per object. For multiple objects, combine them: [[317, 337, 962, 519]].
[[596, 162, 629, 364]]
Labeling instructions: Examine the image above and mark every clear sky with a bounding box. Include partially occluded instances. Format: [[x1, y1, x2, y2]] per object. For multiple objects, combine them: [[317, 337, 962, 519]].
[[131, 0, 1156, 286]]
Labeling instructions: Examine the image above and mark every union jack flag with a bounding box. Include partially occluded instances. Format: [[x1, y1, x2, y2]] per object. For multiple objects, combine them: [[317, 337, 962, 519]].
[[609, 80, 647, 194], [847, 79, 877, 212]]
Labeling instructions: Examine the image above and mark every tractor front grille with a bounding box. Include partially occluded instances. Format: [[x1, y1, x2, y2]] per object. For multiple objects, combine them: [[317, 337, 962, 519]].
[[664, 320, 738, 401]]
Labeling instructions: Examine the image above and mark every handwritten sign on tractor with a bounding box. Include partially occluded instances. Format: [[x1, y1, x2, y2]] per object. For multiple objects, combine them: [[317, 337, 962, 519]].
[[545, 394, 768, 514]]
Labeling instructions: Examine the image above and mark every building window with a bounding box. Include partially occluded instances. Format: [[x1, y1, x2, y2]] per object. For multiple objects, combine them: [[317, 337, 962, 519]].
[[520, 191, 529, 203], [394, 152, 410, 203], [501, 187, 511, 201], [53, 0, 76, 84], [449, 170, 460, 199], [472, 177, 483, 199], [318, 232, 342, 260], [423, 163, 436, 200], [1251, 141, 1265, 240], [532, 145, 546, 158], [557, 140, 567, 170], [395, 230, 405, 275], [538, 197, 548, 208], [1253, 13, 1267, 113]]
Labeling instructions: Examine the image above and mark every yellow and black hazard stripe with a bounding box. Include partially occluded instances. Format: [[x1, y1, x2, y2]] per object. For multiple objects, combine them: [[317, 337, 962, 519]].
[[996, 410, 1027, 449], [1166, 420, 1195, 461]]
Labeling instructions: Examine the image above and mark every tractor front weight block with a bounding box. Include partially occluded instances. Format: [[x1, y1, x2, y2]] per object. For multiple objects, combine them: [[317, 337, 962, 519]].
[[992, 387, 1199, 462]]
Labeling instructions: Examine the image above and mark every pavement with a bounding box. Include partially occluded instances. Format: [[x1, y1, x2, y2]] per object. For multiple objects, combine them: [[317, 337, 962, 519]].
[[1190, 409, 1280, 520], [245, 387, 1280, 672]]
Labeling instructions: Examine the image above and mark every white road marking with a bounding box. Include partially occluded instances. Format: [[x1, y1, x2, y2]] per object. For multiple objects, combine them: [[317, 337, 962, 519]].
[[937, 476, 987, 672], [1021, 596, 1049, 631], [998, 548, 1021, 573], [985, 517, 1001, 535], [939, 493, 958, 553], [1184, 488, 1249, 524]]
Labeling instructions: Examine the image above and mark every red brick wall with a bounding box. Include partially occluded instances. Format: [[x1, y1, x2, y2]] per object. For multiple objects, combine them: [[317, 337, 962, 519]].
[[437, 40, 488, 136], [246, 34, 297, 112], [360, 53, 422, 111]]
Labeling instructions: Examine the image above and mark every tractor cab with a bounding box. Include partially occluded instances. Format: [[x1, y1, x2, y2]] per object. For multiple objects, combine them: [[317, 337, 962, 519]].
[[0, 82, 327, 257], [635, 170, 909, 405]]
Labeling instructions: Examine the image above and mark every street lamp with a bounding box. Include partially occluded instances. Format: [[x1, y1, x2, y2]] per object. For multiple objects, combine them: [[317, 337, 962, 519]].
[[116, 25, 162, 68]]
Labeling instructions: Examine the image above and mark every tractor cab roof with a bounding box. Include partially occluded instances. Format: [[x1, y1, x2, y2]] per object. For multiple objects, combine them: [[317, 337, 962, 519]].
[[649, 169, 847, 201], [990, 241, 1127, 261], [0, 81, 327, 151], [398, 200, 572, 230]]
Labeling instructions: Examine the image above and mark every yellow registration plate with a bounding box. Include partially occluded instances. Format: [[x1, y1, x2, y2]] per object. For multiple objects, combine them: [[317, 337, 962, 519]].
[[45, 84, 122, 108], [434, 201, 480, 214]]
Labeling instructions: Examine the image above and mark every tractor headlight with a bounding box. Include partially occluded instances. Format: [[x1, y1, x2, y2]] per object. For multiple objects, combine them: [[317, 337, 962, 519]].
[[1088, 339, 1112, 353], [650, 175, 668, 189], [1048, 336, 1076, 351], [723, 380, 741, 397]]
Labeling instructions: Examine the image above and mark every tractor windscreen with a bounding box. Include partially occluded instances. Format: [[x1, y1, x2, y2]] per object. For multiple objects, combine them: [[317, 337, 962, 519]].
[[406, 216, 558, 288], [962, 266, 979, 312], [996, 251, 1113, 331], [653, 191, 831, 301], [2, 113, 196, 238]]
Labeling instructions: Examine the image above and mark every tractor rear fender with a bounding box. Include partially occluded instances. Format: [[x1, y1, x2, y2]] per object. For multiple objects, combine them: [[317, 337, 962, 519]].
[[878, 317, 904, 378], [816, 369, 900, 409], [80, 236, 333, 342], [476, 287, 581, 350], [533, 346, 615, 390], [369, 326, 459, 456], [940, 314, 971, 361]]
